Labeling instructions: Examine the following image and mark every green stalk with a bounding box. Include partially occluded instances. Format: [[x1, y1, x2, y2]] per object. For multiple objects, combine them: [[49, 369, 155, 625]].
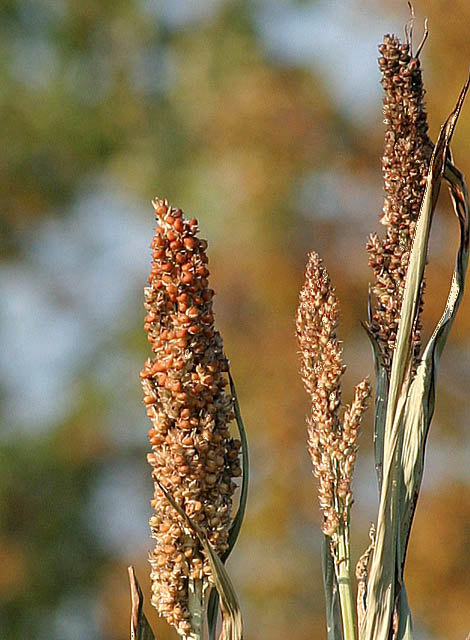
[[188, 578, 205, 640], [336, 518, 357, 640]]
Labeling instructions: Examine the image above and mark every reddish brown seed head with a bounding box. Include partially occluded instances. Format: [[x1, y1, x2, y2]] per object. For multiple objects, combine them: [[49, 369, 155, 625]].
[[142, 198, 240, 636]]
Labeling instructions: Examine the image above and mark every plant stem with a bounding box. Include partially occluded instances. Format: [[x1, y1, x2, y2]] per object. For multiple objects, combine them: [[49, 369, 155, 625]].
[[188, 578, 205, 640], [336, 522, 357, 640]]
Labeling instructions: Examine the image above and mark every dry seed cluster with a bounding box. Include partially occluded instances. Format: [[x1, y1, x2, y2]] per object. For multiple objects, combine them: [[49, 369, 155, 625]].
[[367, 34, 431, 369], [141, 199, 241, 637], [296, 252, 370, 536]]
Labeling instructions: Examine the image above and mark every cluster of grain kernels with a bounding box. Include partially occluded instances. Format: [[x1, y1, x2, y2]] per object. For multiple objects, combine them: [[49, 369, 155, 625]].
[[297, 253, 370, 536], [337, 378, 371, 506], [141, 199, 241, 636], [367, 34, 430, 368], [296, 253, 343, 536]]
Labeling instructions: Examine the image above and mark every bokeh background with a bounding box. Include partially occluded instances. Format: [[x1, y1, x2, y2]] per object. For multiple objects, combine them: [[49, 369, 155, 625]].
[[1, 0, 470, 638]]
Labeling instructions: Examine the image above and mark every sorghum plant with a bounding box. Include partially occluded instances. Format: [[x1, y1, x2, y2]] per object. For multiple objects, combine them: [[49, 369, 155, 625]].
[[296, 252, 370, 640], [137, 200, 247, 640], [297, 23, 469, 640], [130, 15, 469, 640]]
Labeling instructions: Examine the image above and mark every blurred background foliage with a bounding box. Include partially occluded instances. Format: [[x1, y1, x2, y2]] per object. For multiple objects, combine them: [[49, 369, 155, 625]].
[[1, 0, 470, 638]]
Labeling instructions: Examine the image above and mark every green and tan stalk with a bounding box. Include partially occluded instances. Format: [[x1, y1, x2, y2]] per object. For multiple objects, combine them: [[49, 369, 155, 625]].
[[361, 27, 469, 640], [296, 252, 370, 640]]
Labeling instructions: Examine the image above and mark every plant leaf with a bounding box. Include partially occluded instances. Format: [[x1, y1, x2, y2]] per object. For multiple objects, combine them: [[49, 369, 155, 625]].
[[399, 144, 470, 568], [225, 373, 249, 560], [362, 310, 389, 491], [322, 535, 343, 640], [394, 585, 413, 640], [128, 566, 157, 640], [360, 78, 469, 640], [207, 589, 219, 640], [208, 373, 249, 640], [155, 479, 243, 640], [394, 84, 469, 639]]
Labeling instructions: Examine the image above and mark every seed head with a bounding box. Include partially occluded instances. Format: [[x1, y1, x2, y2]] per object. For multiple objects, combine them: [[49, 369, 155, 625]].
[[367, 33, 431, 369], [296, 252, 370, 536], [142, 199, 241, 637]]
